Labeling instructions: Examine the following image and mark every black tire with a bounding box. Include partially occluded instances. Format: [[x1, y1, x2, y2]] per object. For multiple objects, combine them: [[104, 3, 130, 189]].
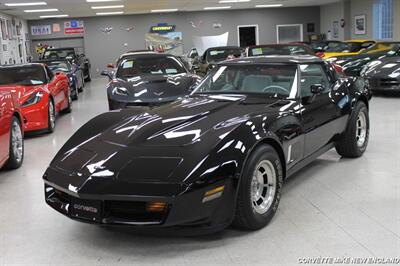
[[71, 84, 79, 100], [78, 73, 84, 92], [47, 98, 56, 133], [63, 94, 72, 114], [85, 67, 91, 82], [4, 117, 24, 170], [234, 145, 283, 230], [335, 101, 369, 158]]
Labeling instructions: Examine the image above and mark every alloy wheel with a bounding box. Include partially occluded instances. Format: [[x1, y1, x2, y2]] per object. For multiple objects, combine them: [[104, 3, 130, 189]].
[[251, 160, 277, 215], [11, 120, 23, 163]]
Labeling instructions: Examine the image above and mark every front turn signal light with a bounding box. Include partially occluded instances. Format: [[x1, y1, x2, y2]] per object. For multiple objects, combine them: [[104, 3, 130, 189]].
[[203, 185, 225, 203], [146, 202, 167, 212]]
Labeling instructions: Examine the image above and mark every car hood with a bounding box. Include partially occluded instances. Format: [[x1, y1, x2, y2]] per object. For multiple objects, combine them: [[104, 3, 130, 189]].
[[50, 95, 285, 185], [0, 85, 46, 103], [363, 57, 400, 78], [110, 73, 198, 101]]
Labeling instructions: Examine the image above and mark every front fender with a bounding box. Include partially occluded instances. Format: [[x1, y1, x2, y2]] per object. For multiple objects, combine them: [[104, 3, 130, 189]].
[[52, 108, 145, 164]]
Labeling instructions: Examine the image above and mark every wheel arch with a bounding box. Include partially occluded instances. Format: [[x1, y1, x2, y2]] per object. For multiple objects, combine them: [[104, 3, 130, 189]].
[[254, 137, 287, 180]]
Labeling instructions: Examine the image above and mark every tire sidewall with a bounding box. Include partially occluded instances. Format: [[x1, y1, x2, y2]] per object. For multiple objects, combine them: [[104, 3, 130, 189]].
[[239, 145, 283, 229], [351, 103, 369, 155], [47, 98, 55, 133], [6, 117, 24, 169]]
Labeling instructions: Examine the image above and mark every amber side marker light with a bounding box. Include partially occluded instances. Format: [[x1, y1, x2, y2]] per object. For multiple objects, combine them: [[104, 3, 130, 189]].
[[146, 202, 167, 212], [203, 185, 225, 203]]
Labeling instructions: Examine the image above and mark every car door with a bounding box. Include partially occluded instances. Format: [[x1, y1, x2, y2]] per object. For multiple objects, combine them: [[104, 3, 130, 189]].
[[0, 93, 11, 164], [46, 67, 64, 111], [299, 63, 342, 157]]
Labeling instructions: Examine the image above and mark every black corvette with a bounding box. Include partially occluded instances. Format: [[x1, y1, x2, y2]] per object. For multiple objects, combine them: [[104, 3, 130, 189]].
[[102, 53, 202, 110], [361, 56, 400, 93], [43, 56, 371, 233], [329, 42, 400, 76]]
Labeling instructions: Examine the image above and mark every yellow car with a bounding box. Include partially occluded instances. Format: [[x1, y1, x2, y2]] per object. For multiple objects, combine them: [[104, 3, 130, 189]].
[[322, 40, 376, 59]]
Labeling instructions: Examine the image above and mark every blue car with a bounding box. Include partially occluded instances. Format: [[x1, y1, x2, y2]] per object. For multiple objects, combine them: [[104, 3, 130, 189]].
[[40, 59, 84, 100]]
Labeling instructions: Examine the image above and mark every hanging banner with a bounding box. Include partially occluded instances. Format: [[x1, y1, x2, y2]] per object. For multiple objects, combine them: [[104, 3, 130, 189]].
[[64, 20, 84, 34], [145, 32, 183, 56], [31, 25, 52, 36]]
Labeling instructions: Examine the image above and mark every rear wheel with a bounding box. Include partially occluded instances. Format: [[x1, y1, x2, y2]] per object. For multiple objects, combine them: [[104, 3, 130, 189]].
[[4, 117, 24, 169], [234, 145, 283, 230], [47, 99, 56, 133], [72, 84, 79, 100], [335, 101, 369, 158], [63, 94, 72, 113], [85, 68, 91, 82]]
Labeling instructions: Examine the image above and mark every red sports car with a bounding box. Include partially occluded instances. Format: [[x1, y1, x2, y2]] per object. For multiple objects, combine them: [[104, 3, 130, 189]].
[[0, 64, 72, 133], [0, 90, 24, 170]]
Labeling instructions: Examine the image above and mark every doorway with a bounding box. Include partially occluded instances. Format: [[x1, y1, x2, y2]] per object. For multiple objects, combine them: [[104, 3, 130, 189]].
[[237, 25, 259, 47]]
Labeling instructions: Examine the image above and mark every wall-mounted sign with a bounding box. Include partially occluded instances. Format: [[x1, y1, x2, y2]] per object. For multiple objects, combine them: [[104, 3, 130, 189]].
[[53, 23, 61, 33], [64, 20, 84, 34], [31, 25, 52, 36], [150, 23, 176, 34]]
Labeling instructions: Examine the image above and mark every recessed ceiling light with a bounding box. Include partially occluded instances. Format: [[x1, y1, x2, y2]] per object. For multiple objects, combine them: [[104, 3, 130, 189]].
[[40, 14, 69, 18], [150, 8, 179, 13], [255, 4, 283, 8], [91, 5, 124, 9], [203, 6, 231, 10], [24, 8, 58, 13], [86, 0, 120, 2], [96, 11, 124, 15], [219, 0, 250, 3], [5, 2, 47, 6]]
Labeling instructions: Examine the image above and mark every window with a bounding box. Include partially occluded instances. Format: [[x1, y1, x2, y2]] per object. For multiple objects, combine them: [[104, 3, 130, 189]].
[[299, 64, 331, 98], [373, 0, 393, 40]]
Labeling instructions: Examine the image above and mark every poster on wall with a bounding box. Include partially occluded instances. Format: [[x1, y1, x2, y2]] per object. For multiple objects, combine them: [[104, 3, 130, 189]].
[[53, 23, 61, 33], [64, 20, 84, 34], [0, 19, 6, 40], [31, 25, 52, 36], [145, 32, 183, 56], [354, 14, 366, 35], [333, 21, 339, 38]]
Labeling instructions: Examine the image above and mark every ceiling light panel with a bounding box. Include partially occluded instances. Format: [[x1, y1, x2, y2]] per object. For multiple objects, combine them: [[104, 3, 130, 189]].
[[5, 2, 47, 6], [203, 6, 231, 10], [24, 9, 58, 13], [40, 14, 69, 18], [150, 8, 179, 13], [91, 5, 124, 9], [96, 11, 124, 15]]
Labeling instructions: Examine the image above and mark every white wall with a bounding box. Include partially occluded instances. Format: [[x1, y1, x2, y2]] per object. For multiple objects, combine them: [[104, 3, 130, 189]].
[[0, 12, 29, 65], [320, 1, 345, 40]]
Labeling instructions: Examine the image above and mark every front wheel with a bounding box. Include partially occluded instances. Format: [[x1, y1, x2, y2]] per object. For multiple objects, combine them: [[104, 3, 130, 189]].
[[4, 117, 24, 169], [335, 101, 369, 158], [47, 99, 56, 133], [63, 94, 72, 113], [234, 145, 283, 230]]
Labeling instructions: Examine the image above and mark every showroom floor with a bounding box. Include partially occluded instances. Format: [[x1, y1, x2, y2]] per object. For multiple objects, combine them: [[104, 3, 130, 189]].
[[0, 78, 399, 266]]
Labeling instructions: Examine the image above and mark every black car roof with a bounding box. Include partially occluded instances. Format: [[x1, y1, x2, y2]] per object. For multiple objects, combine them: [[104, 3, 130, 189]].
[[46, 47, 75, 50], [222, 55, 324, 65], [206, 46, 243, 51], [0, 63, 45, 69]]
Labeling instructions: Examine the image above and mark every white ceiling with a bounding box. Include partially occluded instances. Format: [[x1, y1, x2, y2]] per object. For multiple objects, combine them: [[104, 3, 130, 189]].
[[0, 0, 341, 20]]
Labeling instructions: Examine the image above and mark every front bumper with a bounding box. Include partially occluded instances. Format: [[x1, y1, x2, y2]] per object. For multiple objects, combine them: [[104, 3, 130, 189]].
[[44, 176, 235, 232], [369, 77, 400, 92]]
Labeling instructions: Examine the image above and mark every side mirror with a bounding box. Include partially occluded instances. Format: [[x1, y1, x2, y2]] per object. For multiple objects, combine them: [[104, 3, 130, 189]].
[[107, 63, 114, 68], [310, 84, 325, 95], [101, 70, 113, 79]]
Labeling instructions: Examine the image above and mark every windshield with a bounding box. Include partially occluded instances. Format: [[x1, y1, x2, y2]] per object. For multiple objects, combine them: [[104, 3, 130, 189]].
[[43, 49, 75, 60], [326, 42, 364, 53], [194, 65, 298, 98], [0, 65, 46, 86], [249, 45, 313, 56], [116, 56, 186, 78], [206, 48, 242, 63], [359, 43, 400, 54], [47, 61, 70, 72]]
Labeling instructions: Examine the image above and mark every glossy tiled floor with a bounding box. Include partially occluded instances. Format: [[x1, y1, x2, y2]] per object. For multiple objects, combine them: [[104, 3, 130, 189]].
[[0, 78, 399, 266]]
